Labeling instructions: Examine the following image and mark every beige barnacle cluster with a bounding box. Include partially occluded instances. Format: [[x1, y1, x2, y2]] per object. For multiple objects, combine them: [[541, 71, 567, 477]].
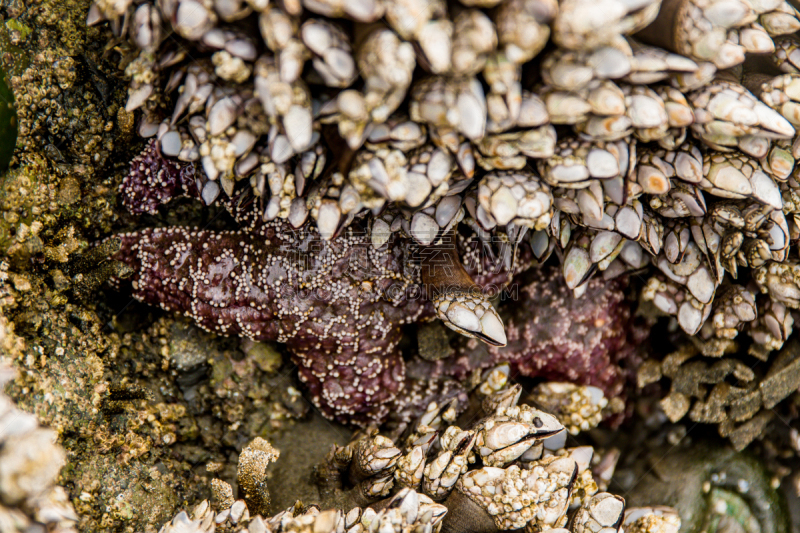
[[313, 376, 638, 530], [315, 381, 569, 509], [636, 144, 796, 340], [469, 403, 565, 468], [159, 485, 680, 533], [158, 462, 681, 533], [456, 458, 577, 531], [95, 0, 800, 358], [528, 383, 624, 435], [152, 371, 686, 533], [636, 0, 800, 70], [622, 507, 681, 533], [159, 487, 447, 533]]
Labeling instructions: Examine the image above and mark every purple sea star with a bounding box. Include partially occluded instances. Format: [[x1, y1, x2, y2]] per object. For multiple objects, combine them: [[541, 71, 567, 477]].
[[119, 141, 198, 215], [116, 220, 417, 424], [113, 141, 645, 425], [113, 143, 524, 424]]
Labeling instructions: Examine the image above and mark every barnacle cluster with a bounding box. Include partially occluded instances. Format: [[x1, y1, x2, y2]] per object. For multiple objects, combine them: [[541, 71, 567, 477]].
[[3, 7, 121, 181], [155, 380, 682, 533], [0, 290, 78, 533], [0, 362, 79, 533], [9, 51, 109, 166], [94, 0, 800, 367]]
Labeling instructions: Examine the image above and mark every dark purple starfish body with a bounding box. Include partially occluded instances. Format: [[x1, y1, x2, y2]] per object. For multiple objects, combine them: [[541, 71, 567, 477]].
[[114, 141, 644, 425], [120, 141, 198, 215], [115, 216, 426, 423]]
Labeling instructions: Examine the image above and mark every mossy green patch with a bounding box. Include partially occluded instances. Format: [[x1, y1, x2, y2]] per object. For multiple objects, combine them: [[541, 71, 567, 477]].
[[5, 19, 32, 41]]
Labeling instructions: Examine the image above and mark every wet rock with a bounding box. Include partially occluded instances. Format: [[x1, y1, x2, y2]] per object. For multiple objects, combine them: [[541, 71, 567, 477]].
[[617, 441, 788, 533]]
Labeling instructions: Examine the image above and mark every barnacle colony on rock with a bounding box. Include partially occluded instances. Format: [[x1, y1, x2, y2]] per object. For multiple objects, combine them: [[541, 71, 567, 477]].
[[155, 380, 685, 533], [0, 349, 78, 532], [91, 0, 800, 423]]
